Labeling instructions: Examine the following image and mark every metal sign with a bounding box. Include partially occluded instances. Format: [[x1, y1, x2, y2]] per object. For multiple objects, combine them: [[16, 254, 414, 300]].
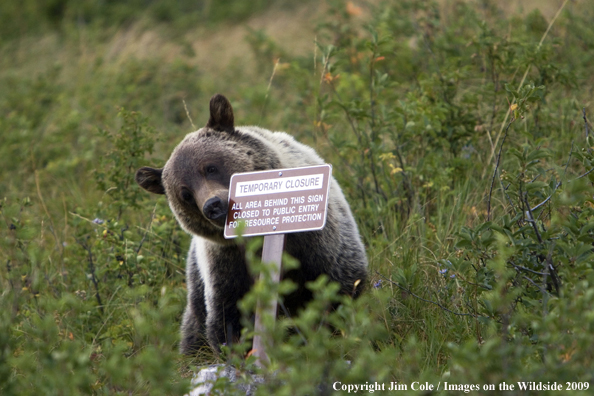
[[224, 164, 332, 238]]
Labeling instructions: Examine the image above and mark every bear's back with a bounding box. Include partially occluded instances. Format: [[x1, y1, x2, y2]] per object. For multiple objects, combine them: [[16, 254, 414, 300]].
[[238, 126, 324, 169]]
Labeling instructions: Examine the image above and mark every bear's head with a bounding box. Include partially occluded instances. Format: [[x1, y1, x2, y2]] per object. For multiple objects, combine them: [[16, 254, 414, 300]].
[[135, 94, 280, 243]]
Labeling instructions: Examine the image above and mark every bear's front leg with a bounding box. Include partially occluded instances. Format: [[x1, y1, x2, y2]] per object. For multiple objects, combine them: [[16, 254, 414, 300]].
[[204, 277, 253, 351], [180, 238, 208, 355], [204, 246, 253, 352], [205, 297, 243, 351]]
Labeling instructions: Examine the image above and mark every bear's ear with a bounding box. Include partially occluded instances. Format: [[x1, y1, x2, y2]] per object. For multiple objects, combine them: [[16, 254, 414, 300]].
[[135, 167, 165, 195], [205, 94, 235, 133]]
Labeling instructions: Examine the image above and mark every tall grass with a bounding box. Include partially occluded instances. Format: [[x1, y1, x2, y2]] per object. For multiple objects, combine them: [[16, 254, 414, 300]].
[[1, 0, 594, 394]]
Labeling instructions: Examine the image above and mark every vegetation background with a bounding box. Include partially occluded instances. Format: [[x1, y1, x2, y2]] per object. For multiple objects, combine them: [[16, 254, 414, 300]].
[[1, 0, 594, 394]]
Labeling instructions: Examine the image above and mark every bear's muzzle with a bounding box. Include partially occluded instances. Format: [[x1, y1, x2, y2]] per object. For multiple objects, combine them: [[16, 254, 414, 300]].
[[203, 196, 228, 226]]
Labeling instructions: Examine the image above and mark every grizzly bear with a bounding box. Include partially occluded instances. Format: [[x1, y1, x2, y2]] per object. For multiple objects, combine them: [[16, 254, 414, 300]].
[[135, 94, 367, 354]]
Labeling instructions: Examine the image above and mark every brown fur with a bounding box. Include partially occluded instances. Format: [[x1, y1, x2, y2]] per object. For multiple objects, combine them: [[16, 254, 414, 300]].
[[136, 94, 368, 354]]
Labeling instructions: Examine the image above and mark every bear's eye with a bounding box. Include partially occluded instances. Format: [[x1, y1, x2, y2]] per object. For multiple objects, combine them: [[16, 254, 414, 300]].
[[181, 189, 194, 204], [205, 165, 218, 175]]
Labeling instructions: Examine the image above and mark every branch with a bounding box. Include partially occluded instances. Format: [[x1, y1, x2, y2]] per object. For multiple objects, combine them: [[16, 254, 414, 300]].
[[530, 143, 572, 216], [329, 86, 370, 207], [523, 197, 561, 295], [522, 275, 546, 294], [76, 238, 104, 315], [545, 245, 561, 294], [584, 107, 591, 140], [524, 193, 543, 244], [376, 272, 488, 319], [487, 0, 569, 168], [391, 131, 415, 214], [278, 301, 308, 346], [500, 181, 517, 217], [487, 117, 515, 221], [135, 203, 158, 255], [367, 51, 387, 201], [531, 180, 561, 213], [574, 166, 594, 181], [509, 262, 548, 276], [563, 141, 574, 177], [6, 259, 14, 290]]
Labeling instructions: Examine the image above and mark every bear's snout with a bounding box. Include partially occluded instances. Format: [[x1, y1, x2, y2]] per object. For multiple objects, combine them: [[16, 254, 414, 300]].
[[203, 196, 228, 224]]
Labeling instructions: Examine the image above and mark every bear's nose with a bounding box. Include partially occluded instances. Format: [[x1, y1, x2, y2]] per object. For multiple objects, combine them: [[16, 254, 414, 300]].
[[203, 197, 227, 221]]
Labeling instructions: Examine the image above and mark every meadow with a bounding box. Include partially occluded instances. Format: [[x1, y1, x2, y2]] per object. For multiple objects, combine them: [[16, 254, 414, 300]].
[[1, 0, 594, 394]]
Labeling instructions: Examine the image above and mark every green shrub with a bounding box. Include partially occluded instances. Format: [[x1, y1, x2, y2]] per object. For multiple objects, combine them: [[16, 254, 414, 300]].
[[2, 0, 594, 394]]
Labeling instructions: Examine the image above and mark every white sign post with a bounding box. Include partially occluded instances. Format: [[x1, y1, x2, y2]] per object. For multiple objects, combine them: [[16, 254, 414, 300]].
[[225, 164, 332, 367]]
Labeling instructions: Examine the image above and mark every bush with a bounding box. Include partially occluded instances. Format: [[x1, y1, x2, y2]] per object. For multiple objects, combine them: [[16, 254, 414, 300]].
[[1, 0, 594, 394]]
